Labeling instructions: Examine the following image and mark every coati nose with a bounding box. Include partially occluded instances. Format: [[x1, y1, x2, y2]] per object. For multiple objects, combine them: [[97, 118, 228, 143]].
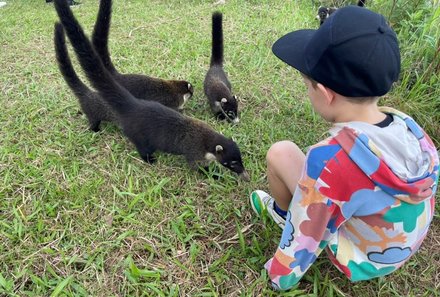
[[239, 170, 250, 182]]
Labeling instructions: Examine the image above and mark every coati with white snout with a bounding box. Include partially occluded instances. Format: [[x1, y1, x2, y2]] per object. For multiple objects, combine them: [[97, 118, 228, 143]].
[[317, 1, 366, 26], [53, 0, 250, 181], [204, 11, 239, 123], [92, 0, 193, 110], [54, 0, 193, 131], [54, 23, 117, 132]]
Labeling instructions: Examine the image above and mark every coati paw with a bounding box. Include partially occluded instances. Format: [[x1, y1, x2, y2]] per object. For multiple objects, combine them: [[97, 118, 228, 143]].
[[141, 154, 156, 164], [89, 125, 100, 132], [89, 120, 101, 132], [216, 113, 226, 121]]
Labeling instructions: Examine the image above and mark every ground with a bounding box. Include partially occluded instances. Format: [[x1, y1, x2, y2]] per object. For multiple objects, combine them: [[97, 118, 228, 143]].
[[0, 0, 439, 296]]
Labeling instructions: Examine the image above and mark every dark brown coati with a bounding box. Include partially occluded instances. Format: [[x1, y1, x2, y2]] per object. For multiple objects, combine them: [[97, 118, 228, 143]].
[[54, 23, 117, 132], [317, 1, 366, 26], [203, 11, 239, 123], [54, 1, 193, 132], [92, 0, 193, 110], [55, 25, 190, 132], [53, 0, 250, 181], [316, 6, 337, 25]]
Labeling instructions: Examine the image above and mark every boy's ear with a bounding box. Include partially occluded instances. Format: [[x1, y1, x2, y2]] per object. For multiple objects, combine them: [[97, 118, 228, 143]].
[[317, 83, 336, 105]]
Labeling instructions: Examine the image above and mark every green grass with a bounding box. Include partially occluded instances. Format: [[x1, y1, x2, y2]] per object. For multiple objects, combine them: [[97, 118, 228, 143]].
[[0, 0, 439, 296]]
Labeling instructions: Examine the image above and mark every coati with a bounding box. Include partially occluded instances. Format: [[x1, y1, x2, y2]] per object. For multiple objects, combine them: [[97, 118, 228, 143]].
[[53, 0, 250, 181], [316, 6, 338, 25], [317, 1, 366, 26], [54, 0, 193, 131], [203, 11, 239, 123], [54, 21, 117, 132], [92, 0, 193, 110]]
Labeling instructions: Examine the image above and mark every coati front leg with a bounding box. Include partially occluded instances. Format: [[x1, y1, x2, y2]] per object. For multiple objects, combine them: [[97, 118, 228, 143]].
[[186, 156, 220, 179], [216, 111, 226, 121], [87, 117, 101, 132], [133, 141, 157, 164], [186, 156, 209, 171]]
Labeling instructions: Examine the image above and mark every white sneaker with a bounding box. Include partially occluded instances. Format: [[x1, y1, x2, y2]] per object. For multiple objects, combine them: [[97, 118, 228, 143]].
[[249, 190, 286, 229]]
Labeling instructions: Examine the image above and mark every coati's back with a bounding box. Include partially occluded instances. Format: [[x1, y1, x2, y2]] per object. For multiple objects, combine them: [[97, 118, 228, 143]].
[[54, 22, 117, 131], [92, 0, 193, 110], [121, 105, 212, 156], [112, 73, 193, 110], [204, 11, 228, 93], [203, 11, 239, 122]]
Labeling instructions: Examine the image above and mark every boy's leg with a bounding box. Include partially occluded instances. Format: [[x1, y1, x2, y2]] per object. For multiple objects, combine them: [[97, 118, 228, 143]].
[[266, 141, 305, 211], [250, 141, 305, 228]]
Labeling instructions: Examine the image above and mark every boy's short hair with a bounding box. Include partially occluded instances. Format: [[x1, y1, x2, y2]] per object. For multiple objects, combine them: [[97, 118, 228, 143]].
[[273, 6, 400, 98], [301, 73, 378, 103]]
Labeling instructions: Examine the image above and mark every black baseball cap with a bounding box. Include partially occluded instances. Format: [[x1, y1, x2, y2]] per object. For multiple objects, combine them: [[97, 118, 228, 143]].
[[272, 6, 400, 97]]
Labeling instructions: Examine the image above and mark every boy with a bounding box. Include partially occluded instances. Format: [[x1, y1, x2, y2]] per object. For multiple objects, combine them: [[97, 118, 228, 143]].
[[250, 6, 439, 290]]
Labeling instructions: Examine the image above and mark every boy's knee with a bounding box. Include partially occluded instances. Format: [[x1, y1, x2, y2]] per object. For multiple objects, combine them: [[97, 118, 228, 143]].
[[266, 141, 300, 166]]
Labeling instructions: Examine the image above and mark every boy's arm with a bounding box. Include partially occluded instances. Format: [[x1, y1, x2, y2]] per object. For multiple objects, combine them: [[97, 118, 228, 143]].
[[265, 144, 345, 290]]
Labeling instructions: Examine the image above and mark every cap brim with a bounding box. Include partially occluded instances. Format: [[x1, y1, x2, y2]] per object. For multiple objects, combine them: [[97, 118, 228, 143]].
[[272, 29, 316, 76]]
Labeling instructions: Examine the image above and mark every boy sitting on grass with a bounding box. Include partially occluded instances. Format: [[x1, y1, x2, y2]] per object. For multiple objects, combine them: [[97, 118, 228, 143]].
[[250, 5, 439, 290]]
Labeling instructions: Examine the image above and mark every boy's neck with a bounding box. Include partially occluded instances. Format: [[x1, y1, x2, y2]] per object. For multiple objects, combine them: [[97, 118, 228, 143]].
[[332, 99, 386, 124]]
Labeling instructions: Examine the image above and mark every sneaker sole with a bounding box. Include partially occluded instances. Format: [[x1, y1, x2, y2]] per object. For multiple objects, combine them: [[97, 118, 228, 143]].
[[249, 191, 264, 217]]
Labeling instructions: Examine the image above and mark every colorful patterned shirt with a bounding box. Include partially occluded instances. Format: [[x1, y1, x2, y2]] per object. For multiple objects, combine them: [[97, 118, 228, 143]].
[[265, 107, 439, 290]]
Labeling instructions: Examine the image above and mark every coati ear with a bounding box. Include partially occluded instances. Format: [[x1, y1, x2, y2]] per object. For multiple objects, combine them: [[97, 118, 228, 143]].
[[188, 83, 192, 90], [221, 98, 227, 104], [215, 145, 223, 153]]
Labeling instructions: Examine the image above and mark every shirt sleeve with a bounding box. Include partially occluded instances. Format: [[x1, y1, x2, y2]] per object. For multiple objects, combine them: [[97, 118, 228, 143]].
[[265, 144, 345, 290]]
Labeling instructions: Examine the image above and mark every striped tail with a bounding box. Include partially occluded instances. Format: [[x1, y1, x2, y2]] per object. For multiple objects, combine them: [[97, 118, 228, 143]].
[[54, 22, 93, 98], [53, 0, 136, 114], [210, 11, 224, 66], [92, 0, 117, 73]]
